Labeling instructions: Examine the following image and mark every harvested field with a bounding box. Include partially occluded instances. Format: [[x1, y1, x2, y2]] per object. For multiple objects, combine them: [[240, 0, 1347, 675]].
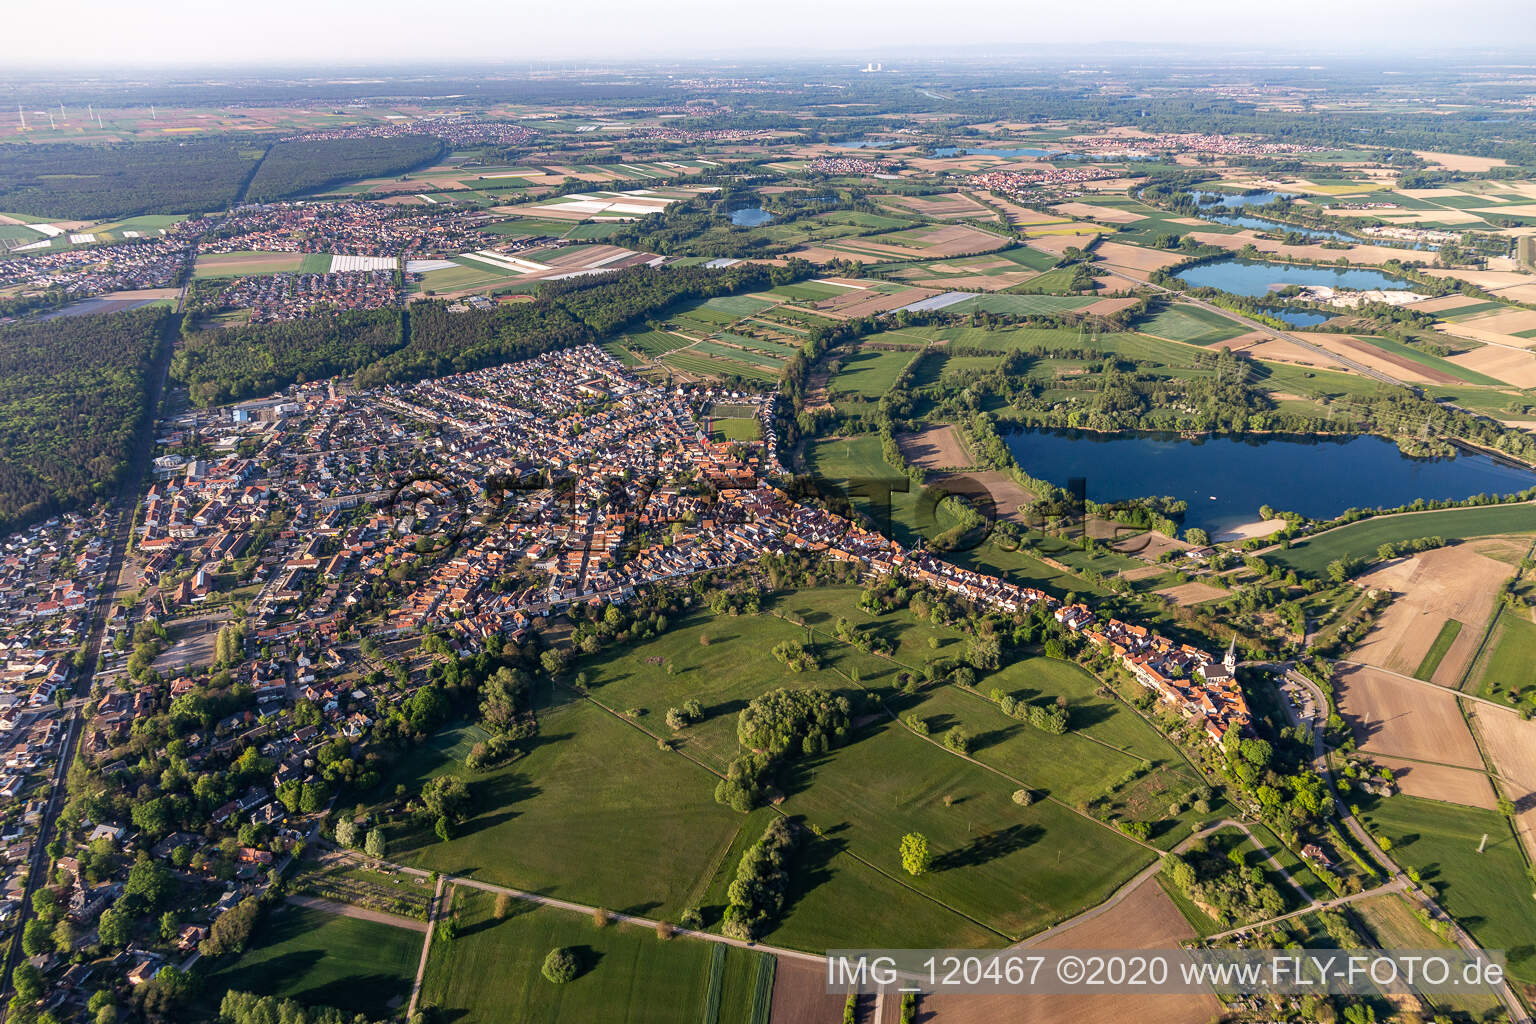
[[1051, 202, 1145, 224], [923, 876, 1218, 1024], [1413, 151, 1507, 172], [1408, 294, 1488, 314], [930, 470, 1034, 522], [1335, 664, 1481, 769], [1112, 531, 1190, 561], [1464, 704, 1536, 859], [880, 192, 990, 219], [897, 425, 971, 469], [1352, 543, 1515, 684], [770, 956, 847, 1024], [1094, 241, 1189, 275], [1153, 582, 1229, 606], [1446, 346, 1536, 389], [817, 286, 937, 318], [1083, 296, 1141, 316], [1215, 333, 1344, 368], [1364, 755, 1497, 810], [1290, 333, 1450, 384]]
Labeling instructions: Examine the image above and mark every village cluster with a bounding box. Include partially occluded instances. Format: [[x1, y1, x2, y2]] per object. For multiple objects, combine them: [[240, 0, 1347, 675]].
[[196, 269, 400, 321]]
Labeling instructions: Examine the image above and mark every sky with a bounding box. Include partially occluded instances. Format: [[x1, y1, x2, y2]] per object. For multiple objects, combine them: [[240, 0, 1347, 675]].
[[16, 0, 1536, 66]]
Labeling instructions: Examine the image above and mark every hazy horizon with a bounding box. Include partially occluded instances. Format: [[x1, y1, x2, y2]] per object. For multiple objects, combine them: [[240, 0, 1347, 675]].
[[10, 0, 1536, 70]]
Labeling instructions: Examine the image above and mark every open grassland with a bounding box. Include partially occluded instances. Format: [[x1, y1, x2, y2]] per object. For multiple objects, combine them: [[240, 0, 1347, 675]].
[[1136, 304, 1247, 346], [197, 903, 420, 1018], [1470, 606, 1536, 704], [828, 347, 917, 401], [419, 892, 765, 1024], [388, 585, 1189, 949], [1270, 504, 1536, 577], [1356, 795, 1536, 984]]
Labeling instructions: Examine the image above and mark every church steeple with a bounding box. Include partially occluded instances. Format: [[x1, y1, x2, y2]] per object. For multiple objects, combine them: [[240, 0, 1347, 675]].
[[1223, 635, 1238, 672]]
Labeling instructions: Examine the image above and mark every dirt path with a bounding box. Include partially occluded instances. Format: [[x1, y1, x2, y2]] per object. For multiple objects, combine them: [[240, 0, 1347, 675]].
[[286, 894, 427, 933], [405, 873, 446, 1019]]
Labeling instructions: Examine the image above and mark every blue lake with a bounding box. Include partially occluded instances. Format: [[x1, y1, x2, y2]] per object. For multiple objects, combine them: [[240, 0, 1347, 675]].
[[834, 139, 899, 149], [934, 145, 1062, 158], [1174, 257, 1410, 298], [1005, 428, 1536, 534], [730, 206, 775, 227], [1264, 307, 1330, 328], [1187, 189, 1424, 249]]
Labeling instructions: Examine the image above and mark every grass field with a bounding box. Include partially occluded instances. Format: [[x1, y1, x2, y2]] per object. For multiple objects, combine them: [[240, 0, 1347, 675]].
[[1136, 304, 1247, 346], [1271, 504, 1536, 576], [1414, 619, 1464, 680], [419, 893, 764, 1024], [1470, 606, 1536, 704], [197, 903, 421, 1018], [710, 416, 761, 442], [828, 348, 917, 400], [384, 701, 747, 919], [1356, 795, 1536, 984], [386, 584, 1184, 950]]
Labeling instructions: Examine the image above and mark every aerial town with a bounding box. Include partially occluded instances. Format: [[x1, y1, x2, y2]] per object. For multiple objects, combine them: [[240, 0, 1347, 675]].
[[0, 40, 1535, 1024]]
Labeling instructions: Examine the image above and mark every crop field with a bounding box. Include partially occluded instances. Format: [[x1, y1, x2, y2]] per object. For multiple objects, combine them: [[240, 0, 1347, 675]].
[[197, 903, 421, 1018], [419, 893, 765, 1024], [662, 348, 781, 383], [192, 250, 306, 278], [941, 293, 1102, 316], [1135, 304, 1247, 345], [689, 339, 786, 369], [1357, 795, 1536, 984], [1271, 504, 1536, 576]]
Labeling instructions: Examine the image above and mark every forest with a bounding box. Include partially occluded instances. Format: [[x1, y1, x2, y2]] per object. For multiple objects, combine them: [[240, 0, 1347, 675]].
[[241, 136, 446, 203], [0, 307, 172, 532], [0, 140, 260, 219], [172, 310, 406, 407]]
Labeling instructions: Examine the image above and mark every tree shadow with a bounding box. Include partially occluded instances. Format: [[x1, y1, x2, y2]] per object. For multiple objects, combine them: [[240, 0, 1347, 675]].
[[931, 824, 1043, 872], [969, 723, 1022, 753]]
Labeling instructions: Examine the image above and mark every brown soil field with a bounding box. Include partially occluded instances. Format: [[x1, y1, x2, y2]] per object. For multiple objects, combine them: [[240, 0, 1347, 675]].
[[1490, 282, 1536, 304], [933, 470, 1034, 522], [1464, 705, 1536, 859], [1120, 564, 1167, 582], [1289, 333, 1449, 384], [1352, 543, 1516, 682], [1049, 201, 1144, 224], [1022, 234, 1089, 257], [1215, 333, 1344, 369], [1112, 531, 1189, 561], [902, 224, 1011, 257], [1433, 323, 1536, 351], [898, 425, 972, 469], [1413, 151, 1508, 172], [1422, 268, 1536, 291], [819, 287, 938, 318], [1154, 582, 1229, 606], [1408, 294, 1487, 314], [1082, 296, 1140, 317], [1364, 755, 1497, 809], [1335, 664, 1482, 769], [1094, 241, 1189, 274], [923, 877, 1218, 1024], [1447, 346, 1536, 389], [880, 192, 990, 219], [195, 251, 305, 273], [1451, 308, 1536, 336], [986, 198, 1073, 226], [770, 955, 850, 1024]]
